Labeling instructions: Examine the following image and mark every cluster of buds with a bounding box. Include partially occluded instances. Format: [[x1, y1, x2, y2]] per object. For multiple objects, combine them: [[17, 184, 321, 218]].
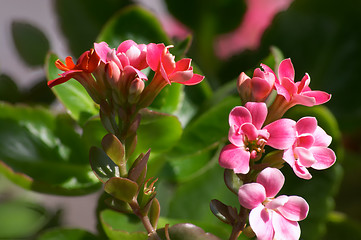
[[214, 59, 336, 240], [48, 40, 205, 238]]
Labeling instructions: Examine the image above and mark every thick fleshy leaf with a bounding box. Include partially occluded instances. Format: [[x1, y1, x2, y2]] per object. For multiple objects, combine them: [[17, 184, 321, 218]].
[[155, 223, 221, 240], [104, 177, 138, 203], [210, 199, 238, 225], [12, 21, 49, 66], [238, 183, 265, 209], [149, 198, 161, 229], [0, 103, 101, 195], [45, 53, 99, 126], [100, 209, 147, 240], [89, 147, 120, 183], [256, 167, 285, 198], [101, 134, 125, 167], [37, 228, 99, 240], [97, 6, 170, 48], [0, 201, 50, 239]]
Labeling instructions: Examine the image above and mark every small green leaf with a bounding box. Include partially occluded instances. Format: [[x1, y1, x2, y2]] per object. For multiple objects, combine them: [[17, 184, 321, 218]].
[[89, 147, 120, 183], [97, 6, 170, 47], [100, 209, 147, 240], [155, 223, 221, 240], [45, 52, 99, 126], [101, 134, 125, 167], [209, 199, 238, 225], [0, 74, 20, 103], [149, 198, 161, 229], [128, 150, 150, 185], [104, 177, 138, 203], [12, 21, 49, 66], [223, 169, 243, 195], [37, 228, 100, 240]]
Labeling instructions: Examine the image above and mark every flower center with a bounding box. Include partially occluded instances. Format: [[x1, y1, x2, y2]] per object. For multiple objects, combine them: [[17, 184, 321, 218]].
[[244, 136, 267, 160]]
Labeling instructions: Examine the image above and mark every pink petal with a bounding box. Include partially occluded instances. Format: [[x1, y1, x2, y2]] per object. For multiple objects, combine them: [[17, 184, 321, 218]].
[[94, 42, 111, 63], [266, 195, 288, 210], [123, 66, 148, 81], [238, 183, 266, 209], [176, 73, 204, 85], [251, 77, 273, 101], [169, 69, 193, 83], [161, 52, 176, 74], [302, 90, 331, 105], [274, 82, 291, 102], [282, 148, 296, 166], [280, 76, 297, 95], [260, 63, 277, 84], [241, 122, 259, 141], [174, 58, 191, 71], [297, 134, 315, 149], [278, 196, 309, 221], [292, 94, 316, 106], [272, 212, 301, 240], [249, 205, 275, 240], [296, 117, 317, 135], [264, 118, 296, 149], [292, 160, 312, 180], [278, 58, 295, 81], [310, 146, 336, 170], [257, 167, 285, 198], [229, 106, 252, 129], [294, 147, 316, 167], [146, 43, 164, 71], [296, 73, 310, 93], [245, 102, 267, 129], [117, 39, 136, 53], [218, 144, 250, 174], [313, 126, 332, 147]]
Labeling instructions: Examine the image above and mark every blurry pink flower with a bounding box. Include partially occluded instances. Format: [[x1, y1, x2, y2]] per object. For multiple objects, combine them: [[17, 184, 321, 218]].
[[266, 58, 331, 123], [219, 102, 296, 174], [215, 0, 293, 59], [237, 66, 276, 103], [238, 167, 309, 240], [283, 117, 336, 179], [158, 13, 191, 39]]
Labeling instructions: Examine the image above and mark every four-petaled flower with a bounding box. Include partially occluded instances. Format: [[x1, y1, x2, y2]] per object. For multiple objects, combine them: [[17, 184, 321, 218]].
[[283, 117, 336, 179], [219, 102, 296, 174], [238, 167, 309, 240]]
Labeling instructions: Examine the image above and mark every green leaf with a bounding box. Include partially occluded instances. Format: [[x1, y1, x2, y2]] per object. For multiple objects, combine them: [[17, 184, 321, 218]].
[[0, 74, 20, 103], [97, 5, 170, 47], [37, 228, 99, 240], [323, 212, 361, 240], [100, 209, 147, 240], [55, 0, 131, 56], [102, 134, 125, 167], [155, 223, 221, 240], [0, 201, 49, 239], [11, 21, 49, 66], [104, 177, 138, 203], [0, 103, 101, 195], [89, 147, 120, 183], [45, 52, 99, 126]]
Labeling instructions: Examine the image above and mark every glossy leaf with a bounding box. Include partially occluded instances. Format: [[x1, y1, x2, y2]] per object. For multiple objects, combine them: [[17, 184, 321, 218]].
[[149, 198, 161, 229], [55, 0, 131, 56], [97, 5, 170, 47], [45, 52, 99, 126], [128, 150, 150, 185], [11, 21, 49, 66], [101, 134, 125, 167], [100, 209, 147, 240], [104, 177, 138, 203], [37, 228, 99, 240], [89, 147, 120, 183], [0, 103, 101, 195], [155, 223, 221, 240], [0, 201, 49, 239], [210, 199, 237, 225]]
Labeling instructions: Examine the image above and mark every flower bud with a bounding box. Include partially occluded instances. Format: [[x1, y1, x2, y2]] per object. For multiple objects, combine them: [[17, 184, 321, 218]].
[[128, 78, 145, 104], [106, 61, 121, 88]]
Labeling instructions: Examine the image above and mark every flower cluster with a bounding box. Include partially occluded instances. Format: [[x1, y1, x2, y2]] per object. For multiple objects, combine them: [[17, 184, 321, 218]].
[[217, 59, 336, 240], [48, 40, 204, 108]]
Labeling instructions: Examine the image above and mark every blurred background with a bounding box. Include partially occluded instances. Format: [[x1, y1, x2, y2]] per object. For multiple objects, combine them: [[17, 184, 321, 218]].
[[0, 0, 361, 239]]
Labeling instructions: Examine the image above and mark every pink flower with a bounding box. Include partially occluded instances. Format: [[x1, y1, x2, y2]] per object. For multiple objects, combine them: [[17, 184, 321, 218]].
[[238, 167, 309, 240], [138, 43, 204, 108], [94, 41, 148, 81], [237, 66, 276, 103], [266, 58, 331, 123], [215, 0, 293, 59], [219, 102, 296, 174], [283, 117, 336, 179]]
